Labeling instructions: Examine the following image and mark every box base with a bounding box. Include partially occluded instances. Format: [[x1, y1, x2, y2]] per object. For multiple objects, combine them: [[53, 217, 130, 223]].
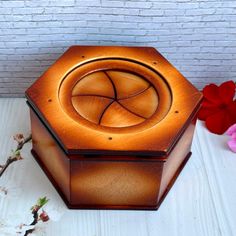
[[31, 149, 191, 210]]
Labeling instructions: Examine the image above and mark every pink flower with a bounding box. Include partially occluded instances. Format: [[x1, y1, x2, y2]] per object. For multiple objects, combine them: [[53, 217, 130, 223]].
[[226, 124, 236, 152]]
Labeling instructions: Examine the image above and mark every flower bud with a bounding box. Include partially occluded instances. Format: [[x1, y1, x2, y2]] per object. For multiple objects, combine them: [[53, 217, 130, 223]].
[[13, 134, 24, 144], [40, 210, 49, 222], [31, 205, 40, 213]]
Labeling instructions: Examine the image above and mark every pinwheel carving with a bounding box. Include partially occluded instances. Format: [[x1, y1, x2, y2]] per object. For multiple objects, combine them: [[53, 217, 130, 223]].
[[71, 70, 158, 128]]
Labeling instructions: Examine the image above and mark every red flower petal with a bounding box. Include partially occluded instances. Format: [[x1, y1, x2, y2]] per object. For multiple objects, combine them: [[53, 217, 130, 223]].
[[219, 81, 236, 104], [227, 100, 236, 121], [201, 100, 218, 108], [203, 84, 222, 105], [205, 109, 235, 135], [198, 80, 236, 134], [198, 106, 221, 120]]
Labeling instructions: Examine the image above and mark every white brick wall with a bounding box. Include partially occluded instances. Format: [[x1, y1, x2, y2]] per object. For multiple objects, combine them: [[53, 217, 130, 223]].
[[0, 0, 235, 97]]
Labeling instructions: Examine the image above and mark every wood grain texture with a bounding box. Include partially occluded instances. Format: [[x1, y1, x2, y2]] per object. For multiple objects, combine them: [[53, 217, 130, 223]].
[[71, 69, 157, 126], [0, 98, 236, 236], [26, 46, 202, 155]]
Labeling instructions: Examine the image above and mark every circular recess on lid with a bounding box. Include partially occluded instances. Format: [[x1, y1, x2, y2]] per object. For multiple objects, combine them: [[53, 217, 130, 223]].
[[71, 70, 158, 128], [59, 58, 172, 133]]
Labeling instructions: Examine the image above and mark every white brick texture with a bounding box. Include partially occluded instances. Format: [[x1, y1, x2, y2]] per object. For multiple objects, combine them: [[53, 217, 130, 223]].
[[0, 0, 235, 97]]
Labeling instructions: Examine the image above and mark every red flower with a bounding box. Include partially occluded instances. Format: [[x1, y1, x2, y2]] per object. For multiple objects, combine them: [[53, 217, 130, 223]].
[[198, 81, 236, 134]]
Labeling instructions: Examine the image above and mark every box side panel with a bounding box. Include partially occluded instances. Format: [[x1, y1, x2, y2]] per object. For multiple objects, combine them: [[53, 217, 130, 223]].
[[30, 109, 70, 200], [158, 120, 196, 202], [70, 160, 163, 209]]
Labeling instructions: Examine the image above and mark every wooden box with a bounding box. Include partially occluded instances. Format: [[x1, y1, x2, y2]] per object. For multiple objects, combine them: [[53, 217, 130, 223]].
[[25, 46, 202, 210]]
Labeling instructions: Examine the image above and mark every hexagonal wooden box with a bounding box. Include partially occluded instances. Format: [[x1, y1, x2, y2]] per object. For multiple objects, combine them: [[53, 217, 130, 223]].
[[25, 46, 202, 210]]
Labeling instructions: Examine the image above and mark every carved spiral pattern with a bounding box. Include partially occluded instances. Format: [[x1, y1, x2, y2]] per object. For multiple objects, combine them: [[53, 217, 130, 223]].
[[71, 70, 158, 128]]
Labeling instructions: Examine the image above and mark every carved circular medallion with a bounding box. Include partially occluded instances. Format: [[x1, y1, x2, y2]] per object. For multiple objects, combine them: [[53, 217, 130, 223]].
[[71, 70, 158, 128], [59, 59, 172, 132]]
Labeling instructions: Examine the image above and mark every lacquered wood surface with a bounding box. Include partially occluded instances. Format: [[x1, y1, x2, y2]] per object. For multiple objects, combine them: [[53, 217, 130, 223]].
[[26, 46, 202, 156], [1, 98, 235, 235], [29, 105, 193, 210], [30, 110, 71, 200], [71, 70, 158, 127]]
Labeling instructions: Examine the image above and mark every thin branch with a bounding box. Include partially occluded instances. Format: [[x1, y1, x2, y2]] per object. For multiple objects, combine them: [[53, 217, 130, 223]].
[[24, 197, 49, 236], [24, 211, 38, 236], [16, 134, 32, 151], [0, 134, 32, 178]]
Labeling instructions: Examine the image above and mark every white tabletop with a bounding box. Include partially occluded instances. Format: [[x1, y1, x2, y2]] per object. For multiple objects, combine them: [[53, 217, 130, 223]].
[[0, 98, 235, 236]]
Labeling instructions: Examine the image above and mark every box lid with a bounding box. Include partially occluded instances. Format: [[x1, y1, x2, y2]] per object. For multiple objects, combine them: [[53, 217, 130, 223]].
[[26, 46, 202, 159]]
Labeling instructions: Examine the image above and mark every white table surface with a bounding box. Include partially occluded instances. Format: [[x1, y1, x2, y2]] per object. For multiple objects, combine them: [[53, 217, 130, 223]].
[[0, 98, 235, 236]]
